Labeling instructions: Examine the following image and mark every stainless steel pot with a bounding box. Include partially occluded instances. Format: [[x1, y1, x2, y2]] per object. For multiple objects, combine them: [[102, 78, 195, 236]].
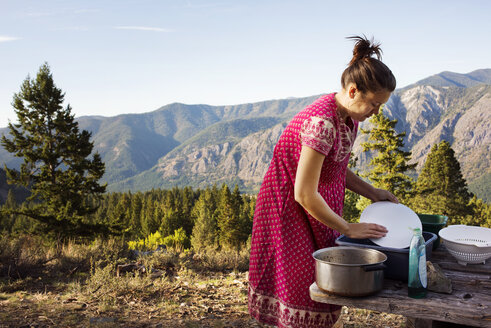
[[312, 246, 387, 297]]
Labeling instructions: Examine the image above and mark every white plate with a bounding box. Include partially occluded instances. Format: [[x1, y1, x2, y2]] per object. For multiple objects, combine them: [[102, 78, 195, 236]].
[[359, 201, 422, 249]]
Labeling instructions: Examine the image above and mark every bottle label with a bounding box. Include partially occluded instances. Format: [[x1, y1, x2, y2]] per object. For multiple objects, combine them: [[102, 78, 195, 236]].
[[418, 250, 427, 288]]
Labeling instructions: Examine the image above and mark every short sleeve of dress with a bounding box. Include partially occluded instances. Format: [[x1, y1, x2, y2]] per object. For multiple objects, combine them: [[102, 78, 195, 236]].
[[300, 116, 336, 156]]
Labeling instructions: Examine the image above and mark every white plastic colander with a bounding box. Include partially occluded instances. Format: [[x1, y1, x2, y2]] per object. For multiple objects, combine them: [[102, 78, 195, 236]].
[[439, 225, 491, 265]]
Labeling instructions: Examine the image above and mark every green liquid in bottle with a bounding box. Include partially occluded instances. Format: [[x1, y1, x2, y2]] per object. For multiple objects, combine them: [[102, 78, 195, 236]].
[[408, 286, 427, 298]]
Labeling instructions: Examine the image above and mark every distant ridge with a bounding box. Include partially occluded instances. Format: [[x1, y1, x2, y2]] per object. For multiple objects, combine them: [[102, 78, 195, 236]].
[[1, 69, 490, 201], [403, 69, 491, 89]]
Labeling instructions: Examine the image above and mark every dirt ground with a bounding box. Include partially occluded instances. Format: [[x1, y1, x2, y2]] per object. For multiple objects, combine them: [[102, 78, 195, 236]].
[[0, 271, 405, 328]]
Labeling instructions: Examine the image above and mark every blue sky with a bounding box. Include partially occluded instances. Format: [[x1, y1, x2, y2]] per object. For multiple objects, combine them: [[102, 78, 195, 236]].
[[1, 0, 490, 128]]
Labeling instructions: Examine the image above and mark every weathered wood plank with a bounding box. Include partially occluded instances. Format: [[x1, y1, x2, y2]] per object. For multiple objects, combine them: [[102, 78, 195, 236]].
[[310, 242, 491, 327], [310, 282, 491, 327], [437, 261, 491, 274], [406, 317, 476, 328], [406, 317, 433, 328], [431, 246, 491, 275]]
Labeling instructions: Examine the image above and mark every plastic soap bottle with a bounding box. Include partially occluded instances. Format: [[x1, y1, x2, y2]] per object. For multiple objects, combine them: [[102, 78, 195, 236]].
[[408, 228, 427, 298]]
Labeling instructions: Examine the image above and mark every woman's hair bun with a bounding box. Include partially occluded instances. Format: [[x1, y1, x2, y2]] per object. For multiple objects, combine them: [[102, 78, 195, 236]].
[[340, 35, 396, 93], [347, 35, 382, 66]]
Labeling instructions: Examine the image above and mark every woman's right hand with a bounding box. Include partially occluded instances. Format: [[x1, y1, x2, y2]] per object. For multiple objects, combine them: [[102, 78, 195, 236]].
[[345, 222, 387, 239]]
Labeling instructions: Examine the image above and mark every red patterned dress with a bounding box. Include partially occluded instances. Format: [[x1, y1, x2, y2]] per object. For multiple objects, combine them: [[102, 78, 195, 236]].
[[248, 93, 359, 328]]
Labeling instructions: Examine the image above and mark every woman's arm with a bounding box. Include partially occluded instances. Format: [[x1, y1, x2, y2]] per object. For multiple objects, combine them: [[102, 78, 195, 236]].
[[294, 146, 387, 239], [345, 168, 398, 203]]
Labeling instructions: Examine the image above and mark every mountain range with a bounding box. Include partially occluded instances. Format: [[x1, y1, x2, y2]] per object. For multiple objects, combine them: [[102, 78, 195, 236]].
[[1, 69, 490, 202]]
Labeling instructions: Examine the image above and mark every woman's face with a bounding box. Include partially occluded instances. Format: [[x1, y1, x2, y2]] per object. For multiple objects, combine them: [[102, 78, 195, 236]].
[[347, 88, 391, 122]]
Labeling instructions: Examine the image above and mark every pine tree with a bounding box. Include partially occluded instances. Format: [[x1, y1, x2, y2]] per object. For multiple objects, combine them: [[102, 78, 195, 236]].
[[239, 195, 255, 242], [216, 184, 245, 252], [232, 184, 254, 246], [0, 190, 17, 233], [460, 196, 491, 228], [411, 141, 472, 223], [129, 192, 143, 233], [0, 63, 107, 237], [360, 108, 416, 204], [180, 186, 195, 235], [160, 208, 182, 237], [92, 196, 108, 227], [140, 197, 158, 237], [191, 188, 218, 251], [111, 193, 131, 232], [231, 184, 243, 222]]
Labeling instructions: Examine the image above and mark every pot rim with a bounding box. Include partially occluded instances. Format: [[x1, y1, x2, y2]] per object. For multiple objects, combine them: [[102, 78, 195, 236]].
[[312, 246, 387, 267]]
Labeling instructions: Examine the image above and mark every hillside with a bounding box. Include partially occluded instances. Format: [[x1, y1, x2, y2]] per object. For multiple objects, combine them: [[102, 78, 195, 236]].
[[0, 69, 490, 201], [75, 96, 319, 185], [353, 83, 491, 182], [115, 70, 491, 200], [402, 69, 491, 89], [112, 119, 287, 193]]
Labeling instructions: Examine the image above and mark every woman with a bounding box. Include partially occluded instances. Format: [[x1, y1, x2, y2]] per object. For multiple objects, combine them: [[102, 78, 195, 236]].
[[248, 36, 398, 328]]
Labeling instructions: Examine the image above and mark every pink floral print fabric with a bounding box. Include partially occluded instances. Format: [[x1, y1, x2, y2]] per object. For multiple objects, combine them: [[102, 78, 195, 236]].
[[248, 93, 359, 328]]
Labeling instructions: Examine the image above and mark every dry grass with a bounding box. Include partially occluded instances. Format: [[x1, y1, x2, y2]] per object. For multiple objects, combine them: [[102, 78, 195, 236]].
[[0, 234, 405, 327]]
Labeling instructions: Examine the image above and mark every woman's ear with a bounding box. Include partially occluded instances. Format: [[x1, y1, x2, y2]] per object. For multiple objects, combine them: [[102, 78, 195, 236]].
[[348, 85, 357, 99]]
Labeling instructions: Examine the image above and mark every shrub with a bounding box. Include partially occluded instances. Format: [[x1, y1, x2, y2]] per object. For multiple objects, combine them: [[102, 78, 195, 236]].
[[162, 228, 190, 252]]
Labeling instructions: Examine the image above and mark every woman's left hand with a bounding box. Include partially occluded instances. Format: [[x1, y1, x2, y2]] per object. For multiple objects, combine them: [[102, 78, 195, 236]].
[[372, 188, 399, 203]]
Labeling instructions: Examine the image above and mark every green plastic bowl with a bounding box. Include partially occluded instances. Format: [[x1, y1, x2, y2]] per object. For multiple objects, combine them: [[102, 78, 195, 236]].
[[417, 214, 448, 250]]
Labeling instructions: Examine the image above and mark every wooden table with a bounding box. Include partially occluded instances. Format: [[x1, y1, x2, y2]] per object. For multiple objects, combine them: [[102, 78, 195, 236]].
[[310, 246, 491, 327]]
